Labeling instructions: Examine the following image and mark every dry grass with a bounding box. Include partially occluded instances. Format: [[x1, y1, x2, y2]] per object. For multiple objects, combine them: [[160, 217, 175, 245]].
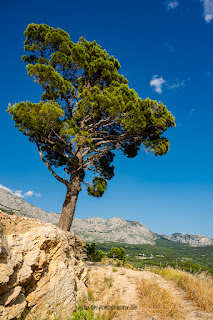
[[153, 267, 213, 313], [136, 278, 183, 319], [85, 268, 119, 320], [100, 257, 135, 269], [87, 271, 114, 300]]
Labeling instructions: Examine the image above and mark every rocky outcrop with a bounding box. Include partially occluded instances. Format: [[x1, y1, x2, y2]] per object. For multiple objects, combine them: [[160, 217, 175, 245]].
[[163, 233, 213, 246], [0, 211, 87, 320], [71, 217, 157, 245], [0, 187, 59, 225]]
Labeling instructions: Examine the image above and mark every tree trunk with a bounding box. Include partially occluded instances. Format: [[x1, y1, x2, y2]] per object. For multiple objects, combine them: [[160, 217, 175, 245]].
[[58, 174, 82, 231]]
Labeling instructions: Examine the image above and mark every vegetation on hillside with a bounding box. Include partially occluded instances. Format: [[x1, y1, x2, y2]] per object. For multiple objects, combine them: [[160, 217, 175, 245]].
[[95, 240, 213, 275], [107, 247, 126, 264], [86, 243, 105, 262], [86, 243, 127, 265]]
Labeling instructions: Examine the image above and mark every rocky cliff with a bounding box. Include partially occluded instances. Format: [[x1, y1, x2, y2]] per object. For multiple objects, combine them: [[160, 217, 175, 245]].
[[162, 233, 213, 247], [0, 187, 59, 225], [71, 217, 157, 245], [0, 211, 87, 320]]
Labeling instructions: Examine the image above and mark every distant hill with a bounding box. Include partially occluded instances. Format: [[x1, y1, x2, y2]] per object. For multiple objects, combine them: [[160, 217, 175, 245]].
[[161, 232, 213, 247], [0, 187, 59, 224], [71, 217, 157, 244], [0, 188, 156, 244], [0, 187, 212, 246]]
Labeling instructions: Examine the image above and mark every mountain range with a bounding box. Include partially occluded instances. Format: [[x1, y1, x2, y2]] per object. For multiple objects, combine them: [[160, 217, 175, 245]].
[[0, 187, 212, 246]]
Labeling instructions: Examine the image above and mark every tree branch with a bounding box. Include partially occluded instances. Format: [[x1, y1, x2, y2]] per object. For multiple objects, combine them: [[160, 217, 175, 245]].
[[82, 180, 92, 187], [86, 116, 113, 132], [51, 129, 75, 157], [36, 143, 69, 186]]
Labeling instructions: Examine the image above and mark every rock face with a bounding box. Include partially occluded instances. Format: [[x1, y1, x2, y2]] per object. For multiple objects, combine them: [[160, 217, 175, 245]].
[[0, 187, 59, 225], [71, 217, 157, 245], [0, 211, 87, 320], [163, 233, 213, 247]]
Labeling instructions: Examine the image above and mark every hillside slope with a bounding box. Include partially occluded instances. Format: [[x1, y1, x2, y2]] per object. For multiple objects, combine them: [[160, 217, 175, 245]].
[[0, 187, 59, 224], [0, 187, 212, 246], [162, 232, 213, 246], [86, 263, 213, 320], [0, 188, 156, 245], [72, 217, 157, 244]]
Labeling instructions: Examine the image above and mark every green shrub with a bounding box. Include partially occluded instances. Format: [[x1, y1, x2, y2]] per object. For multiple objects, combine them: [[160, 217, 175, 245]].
[[86, 243, 105, 262], [107, 247, 126, 261], [69, 306, 105, 320]]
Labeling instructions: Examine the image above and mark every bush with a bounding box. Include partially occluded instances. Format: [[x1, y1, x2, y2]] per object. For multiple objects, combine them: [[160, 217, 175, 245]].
[[107, 247, 126, 262], [86, 243, 105, 262], [69, 306, 105, 320]]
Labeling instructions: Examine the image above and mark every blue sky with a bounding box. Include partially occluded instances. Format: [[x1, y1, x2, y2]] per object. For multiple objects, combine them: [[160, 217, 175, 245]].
[[1, 0, 213, 238]]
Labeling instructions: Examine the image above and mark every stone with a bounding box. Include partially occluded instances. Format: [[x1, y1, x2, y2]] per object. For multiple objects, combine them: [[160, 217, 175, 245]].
[[0, 211, 87, 320]]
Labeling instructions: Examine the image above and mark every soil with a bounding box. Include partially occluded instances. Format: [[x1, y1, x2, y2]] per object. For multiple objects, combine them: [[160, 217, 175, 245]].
[[86, 263, 213, 320]]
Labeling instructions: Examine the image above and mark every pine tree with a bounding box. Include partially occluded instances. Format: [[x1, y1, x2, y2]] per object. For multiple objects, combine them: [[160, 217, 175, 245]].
[[8, 24, 175, 231]]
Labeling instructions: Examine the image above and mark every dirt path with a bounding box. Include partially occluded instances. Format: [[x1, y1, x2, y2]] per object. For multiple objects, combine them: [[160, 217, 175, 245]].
[[139, 270, 213, 320], [87, 264, 213, 320]]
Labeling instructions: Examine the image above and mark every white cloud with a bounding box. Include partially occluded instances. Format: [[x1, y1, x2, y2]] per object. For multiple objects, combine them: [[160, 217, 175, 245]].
[[167, 80, 185, 89], [201, 0, 213, 22], [150, 75, 166, 94], [205, 14, 213, 22], [14, 190, 24, 198], [24, 190, 41, 198], [167, 1, 179, 10], [0, 184, 41, 198], [25, 190, 34, 197]]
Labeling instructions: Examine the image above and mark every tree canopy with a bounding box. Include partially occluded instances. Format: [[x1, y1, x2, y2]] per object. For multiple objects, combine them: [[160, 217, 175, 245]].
[[8, 23, 175, 231]]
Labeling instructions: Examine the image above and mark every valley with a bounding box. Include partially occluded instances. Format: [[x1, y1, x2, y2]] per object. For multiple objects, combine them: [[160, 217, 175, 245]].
[[96, 239, 213, 274]]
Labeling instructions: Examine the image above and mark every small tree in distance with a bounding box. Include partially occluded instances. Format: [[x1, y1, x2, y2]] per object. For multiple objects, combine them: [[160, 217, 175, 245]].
[[86, 243, 105, 262], [108, 247, 126, 260], [8, 24, 175, 231]]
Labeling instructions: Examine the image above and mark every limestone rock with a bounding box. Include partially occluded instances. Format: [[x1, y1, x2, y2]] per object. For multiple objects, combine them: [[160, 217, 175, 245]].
[[162, 233, 213, 247], [71, 217, 157, 245], [0, 211, 87, 320]]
